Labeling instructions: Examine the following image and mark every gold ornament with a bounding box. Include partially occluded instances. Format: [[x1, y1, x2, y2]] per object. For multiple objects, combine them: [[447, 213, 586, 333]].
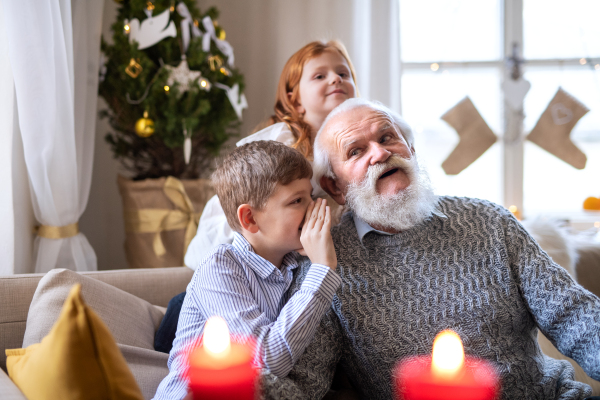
[[125, 58, 143, 78], [220, 66, 231, 76], [211, 20, 226, 40], [135, 111, 155, 137], [208, 55, 223, 71], [146, 1, 155, 11]]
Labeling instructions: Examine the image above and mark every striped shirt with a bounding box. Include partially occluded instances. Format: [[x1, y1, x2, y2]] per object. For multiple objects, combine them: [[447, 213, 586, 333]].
[[153, 233, 342, 400]]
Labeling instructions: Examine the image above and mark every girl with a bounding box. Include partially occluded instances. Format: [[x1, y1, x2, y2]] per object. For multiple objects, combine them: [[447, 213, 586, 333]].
[[183, 40, 358, 269]]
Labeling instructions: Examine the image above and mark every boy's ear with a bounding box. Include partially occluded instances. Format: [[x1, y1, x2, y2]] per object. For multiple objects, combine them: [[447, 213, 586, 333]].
[[287, 92, 305, 115], [237, 204, 259, 233], [319, 176, 345, 205]]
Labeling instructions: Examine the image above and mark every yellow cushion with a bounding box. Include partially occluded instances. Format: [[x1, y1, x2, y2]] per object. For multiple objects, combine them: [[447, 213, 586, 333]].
[[5, 284, 144, 400]]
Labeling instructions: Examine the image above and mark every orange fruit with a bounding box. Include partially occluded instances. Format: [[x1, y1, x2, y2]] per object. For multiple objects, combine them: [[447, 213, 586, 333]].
[[583, 197, 600, 210]]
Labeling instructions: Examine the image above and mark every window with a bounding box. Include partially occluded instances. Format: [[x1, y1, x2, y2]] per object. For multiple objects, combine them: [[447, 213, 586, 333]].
[[399, 0, 600, 216]]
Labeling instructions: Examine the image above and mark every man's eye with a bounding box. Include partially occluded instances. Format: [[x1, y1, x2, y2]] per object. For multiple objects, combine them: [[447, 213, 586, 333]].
[[349, 149, 360, 157], [380, 134, 392, 143]]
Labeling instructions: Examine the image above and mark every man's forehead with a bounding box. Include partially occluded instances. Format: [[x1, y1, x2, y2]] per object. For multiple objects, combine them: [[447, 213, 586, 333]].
[[324, 107, 394, 149]]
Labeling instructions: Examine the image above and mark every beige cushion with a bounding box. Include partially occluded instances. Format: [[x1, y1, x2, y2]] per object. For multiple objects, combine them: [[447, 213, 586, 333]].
[[23, 269, 164, 350], [119, 344, 169, 400]]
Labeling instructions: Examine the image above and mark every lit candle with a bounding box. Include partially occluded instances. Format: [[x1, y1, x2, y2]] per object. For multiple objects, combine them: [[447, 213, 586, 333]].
[[188, 316, 258, 400], [395, 330, 499, 400]]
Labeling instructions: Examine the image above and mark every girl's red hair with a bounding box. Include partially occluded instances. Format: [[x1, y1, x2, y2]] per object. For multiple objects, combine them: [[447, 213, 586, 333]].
[[263, 40, 358, 159]]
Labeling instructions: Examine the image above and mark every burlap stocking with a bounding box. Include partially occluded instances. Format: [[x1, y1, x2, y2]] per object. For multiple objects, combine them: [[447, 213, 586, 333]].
[[527, 87, 589, 169], [441, 97, 498, 175]]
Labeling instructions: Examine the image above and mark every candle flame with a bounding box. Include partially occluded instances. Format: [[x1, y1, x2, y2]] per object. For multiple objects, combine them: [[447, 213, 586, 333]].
[[203, 316, 231, 357], [431, 330, 465, 379]]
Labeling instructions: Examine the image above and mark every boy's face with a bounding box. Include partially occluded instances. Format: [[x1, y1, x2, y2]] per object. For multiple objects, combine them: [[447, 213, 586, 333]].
[[253, 178, 313, 255]]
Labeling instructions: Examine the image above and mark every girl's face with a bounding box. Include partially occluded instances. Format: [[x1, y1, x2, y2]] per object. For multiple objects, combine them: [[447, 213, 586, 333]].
[[294, 50, 356, 132]]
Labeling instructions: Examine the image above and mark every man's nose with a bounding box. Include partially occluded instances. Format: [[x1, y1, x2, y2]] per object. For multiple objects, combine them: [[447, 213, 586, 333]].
[[368, 143, 391, 165]]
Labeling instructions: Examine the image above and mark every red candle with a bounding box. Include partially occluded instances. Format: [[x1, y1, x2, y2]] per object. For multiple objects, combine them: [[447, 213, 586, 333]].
[[187, 317, 258, 400], [395, 330, 499, 400]]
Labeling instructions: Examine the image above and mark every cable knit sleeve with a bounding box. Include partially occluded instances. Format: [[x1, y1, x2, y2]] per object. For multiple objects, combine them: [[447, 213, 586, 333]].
[[261, 307, 343, 399], [504, 209, 600, 381], [260, 255, 343, 399]]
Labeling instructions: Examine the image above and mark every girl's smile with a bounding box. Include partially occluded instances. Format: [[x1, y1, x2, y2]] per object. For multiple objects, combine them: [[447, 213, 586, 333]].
[[294, 49, 357, 134]]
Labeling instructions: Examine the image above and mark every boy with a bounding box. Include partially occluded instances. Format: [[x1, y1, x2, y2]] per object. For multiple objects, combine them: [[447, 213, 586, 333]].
[[153, 141, 341, 400]]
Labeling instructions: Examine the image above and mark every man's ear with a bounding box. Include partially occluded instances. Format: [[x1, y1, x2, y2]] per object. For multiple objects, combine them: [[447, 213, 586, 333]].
[[237, 204, 259, 234], [288, 92, 305, 115], [410, 144, 415, 155], [320, 176, 345, 205]]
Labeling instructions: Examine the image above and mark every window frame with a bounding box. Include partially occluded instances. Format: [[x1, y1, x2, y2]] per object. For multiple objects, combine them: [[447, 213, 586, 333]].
[[398, 0, 594, 216]]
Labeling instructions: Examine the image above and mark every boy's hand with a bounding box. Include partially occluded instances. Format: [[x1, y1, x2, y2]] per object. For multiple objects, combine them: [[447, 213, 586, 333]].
[[299, 198, 337, 270]]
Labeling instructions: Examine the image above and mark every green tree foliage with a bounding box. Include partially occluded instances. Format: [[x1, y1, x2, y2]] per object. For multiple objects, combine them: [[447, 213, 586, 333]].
[[99, 0, 244, 179]]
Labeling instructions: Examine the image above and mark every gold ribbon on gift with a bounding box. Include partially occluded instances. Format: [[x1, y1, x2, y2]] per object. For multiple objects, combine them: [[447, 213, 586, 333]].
[[123, 177, 201, 258], [35, 222, 80, 239]]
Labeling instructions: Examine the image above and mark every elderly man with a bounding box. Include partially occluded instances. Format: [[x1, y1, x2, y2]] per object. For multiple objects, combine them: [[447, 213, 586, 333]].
[[262, 98, 600, 400]]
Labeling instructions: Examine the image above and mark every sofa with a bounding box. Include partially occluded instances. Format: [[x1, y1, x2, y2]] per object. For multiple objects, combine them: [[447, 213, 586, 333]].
[[0, 267, 193, 400], [1, 221, 599, 399]]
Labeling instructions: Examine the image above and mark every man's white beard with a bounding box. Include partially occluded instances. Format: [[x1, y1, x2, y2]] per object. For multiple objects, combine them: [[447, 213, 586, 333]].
[[345, 155, 438, 231]]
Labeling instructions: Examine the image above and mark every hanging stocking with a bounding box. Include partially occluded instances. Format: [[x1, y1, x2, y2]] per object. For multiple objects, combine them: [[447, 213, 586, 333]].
[[526, 87, 589, 169], [440, 97, 498, 175]]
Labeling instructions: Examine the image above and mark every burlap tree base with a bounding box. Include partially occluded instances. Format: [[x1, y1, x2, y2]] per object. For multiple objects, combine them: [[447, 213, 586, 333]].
[[118, 175, 215, 269]]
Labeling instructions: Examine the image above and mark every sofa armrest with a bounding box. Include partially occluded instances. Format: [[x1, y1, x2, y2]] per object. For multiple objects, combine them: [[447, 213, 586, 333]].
[[0, 368, 27, 400]]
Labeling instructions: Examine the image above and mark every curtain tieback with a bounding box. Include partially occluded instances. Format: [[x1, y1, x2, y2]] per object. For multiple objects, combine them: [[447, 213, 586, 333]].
[[123, 176, 199, 258], [35, 222, 80, 239]]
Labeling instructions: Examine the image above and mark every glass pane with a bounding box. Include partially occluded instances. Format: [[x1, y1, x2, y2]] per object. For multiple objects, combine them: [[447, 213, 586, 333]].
[[524, 0, 600, 59], [523, 66, 600, 213], [401, 68, 502, 204], [400, 0, 502, 62]]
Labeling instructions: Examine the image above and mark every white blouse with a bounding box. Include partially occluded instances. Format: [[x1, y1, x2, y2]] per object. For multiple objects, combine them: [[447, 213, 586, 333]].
[[184, 123, 327, 269]]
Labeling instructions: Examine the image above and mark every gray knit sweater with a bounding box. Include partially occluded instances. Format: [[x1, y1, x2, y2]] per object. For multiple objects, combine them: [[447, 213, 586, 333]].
[[261, 196, 600, 400]]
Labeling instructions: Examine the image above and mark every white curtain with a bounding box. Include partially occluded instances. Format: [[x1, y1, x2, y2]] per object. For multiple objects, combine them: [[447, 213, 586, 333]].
[[1, 0, 104, 273]]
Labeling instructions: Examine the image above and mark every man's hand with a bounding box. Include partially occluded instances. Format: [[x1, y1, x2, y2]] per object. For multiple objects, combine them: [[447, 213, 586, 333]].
[[299, 198, 337, 270]]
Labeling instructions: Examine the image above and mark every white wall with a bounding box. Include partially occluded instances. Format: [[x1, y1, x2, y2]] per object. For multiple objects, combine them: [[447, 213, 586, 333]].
[[1, 0, 35, 275]]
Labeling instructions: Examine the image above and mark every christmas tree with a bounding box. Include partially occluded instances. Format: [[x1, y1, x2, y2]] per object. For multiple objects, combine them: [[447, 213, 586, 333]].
[[99, 0, 246, 180]]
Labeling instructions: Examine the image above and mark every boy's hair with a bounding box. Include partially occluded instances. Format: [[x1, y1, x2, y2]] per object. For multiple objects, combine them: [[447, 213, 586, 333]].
[[212, 141, 313, 232], [256, 40, 359, 159]]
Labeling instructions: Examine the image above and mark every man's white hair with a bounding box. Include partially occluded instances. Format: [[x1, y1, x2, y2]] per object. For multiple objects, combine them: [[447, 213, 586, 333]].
[[312, 98, 414, 184]]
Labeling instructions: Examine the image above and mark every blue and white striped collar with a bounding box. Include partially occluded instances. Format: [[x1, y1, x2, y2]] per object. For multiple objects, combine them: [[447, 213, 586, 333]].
[[231, 232, 299, 279]]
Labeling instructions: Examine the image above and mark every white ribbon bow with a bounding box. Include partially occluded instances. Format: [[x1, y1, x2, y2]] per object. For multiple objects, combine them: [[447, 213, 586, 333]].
[[176, 2, 202, 54], [201, 16, 235, 67]]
